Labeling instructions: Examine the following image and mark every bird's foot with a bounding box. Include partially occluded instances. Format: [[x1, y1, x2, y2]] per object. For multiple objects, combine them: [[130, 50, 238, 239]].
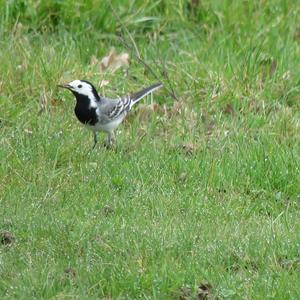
[[103, 140, 115, 150], [92, 142, 97, 150], [104, 133, 116, 150]]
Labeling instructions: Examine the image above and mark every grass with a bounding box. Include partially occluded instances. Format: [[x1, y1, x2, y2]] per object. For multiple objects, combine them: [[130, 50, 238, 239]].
[[0, 0, 300, 299]]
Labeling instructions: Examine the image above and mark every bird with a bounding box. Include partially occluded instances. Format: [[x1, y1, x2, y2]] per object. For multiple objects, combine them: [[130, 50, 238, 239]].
[[58, 80, 163, 148]]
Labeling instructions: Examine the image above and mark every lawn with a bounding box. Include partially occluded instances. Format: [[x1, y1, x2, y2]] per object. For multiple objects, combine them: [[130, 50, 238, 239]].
[[0, 1, 300, 299]]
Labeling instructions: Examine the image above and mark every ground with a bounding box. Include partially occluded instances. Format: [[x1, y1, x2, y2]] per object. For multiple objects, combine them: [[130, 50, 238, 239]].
[[0, 1, 299, 299]]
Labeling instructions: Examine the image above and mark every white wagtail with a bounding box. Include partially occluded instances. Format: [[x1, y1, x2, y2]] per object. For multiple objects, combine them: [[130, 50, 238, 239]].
[[58, 80, 162, 148]]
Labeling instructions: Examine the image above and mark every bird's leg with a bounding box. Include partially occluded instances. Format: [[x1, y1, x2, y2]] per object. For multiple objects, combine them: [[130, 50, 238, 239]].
[[92, 132, 98, 149], [104, 132, 115, 149], [110, 132, 116, 144]]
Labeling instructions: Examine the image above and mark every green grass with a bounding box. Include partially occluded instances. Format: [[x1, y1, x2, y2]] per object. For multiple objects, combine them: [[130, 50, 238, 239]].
[[1, 0, 300, 299]]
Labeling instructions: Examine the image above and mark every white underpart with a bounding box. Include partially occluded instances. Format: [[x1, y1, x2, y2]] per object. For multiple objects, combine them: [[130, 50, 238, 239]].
[[86, 115, 124, 133]]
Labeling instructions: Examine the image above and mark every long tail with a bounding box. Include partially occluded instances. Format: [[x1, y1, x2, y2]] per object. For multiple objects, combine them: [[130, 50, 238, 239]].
[[129, 83, 163, 108]]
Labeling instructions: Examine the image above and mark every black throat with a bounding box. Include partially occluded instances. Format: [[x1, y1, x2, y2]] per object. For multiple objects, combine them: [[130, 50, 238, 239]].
[[73, 92, 99, 126]]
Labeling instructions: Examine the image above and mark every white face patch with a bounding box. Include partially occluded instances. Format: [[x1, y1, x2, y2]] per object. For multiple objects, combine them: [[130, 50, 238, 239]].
[[68, 80, 98, 108]]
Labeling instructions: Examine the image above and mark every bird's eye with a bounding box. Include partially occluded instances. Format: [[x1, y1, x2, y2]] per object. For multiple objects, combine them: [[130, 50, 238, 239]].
[[78, 84, 82, 88]]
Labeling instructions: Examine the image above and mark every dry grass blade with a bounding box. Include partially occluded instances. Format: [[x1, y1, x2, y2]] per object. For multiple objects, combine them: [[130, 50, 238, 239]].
[[108, 0, 179, 101], [38, 87, 48, 114], [107, 1, 140, 59], [117, 34, 179, 101]]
